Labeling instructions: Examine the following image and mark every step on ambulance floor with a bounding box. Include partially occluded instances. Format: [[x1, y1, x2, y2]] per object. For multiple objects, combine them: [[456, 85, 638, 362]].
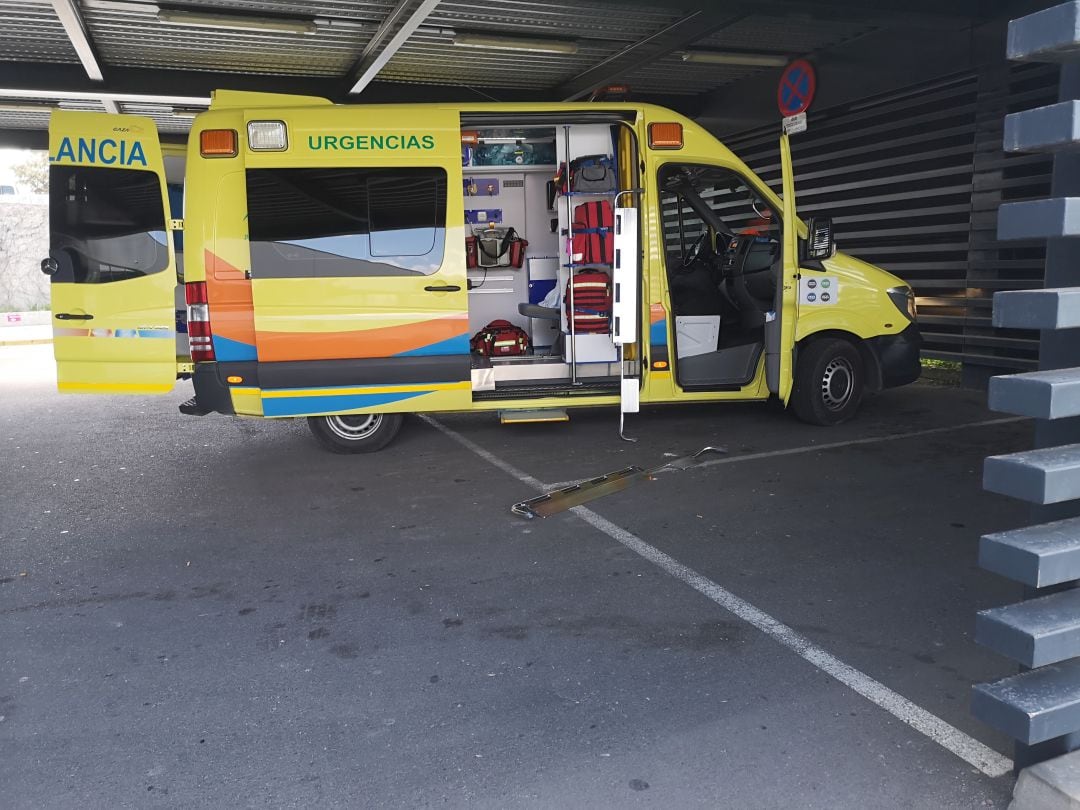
[[1, 344, 1029, 809]]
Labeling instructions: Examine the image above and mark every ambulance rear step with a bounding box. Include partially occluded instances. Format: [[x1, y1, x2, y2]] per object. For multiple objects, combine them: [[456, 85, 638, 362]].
[[178, 396, 211, 416], [499, 409, 569, 424]]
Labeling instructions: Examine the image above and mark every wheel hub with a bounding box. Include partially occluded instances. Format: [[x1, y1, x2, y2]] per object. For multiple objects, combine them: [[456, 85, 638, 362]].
[[324, 414, 382, 441], [820, 357, 855, 411]]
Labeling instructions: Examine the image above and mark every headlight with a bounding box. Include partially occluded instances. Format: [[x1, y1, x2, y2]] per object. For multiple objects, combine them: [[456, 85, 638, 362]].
[[887, 287, 916, 321]]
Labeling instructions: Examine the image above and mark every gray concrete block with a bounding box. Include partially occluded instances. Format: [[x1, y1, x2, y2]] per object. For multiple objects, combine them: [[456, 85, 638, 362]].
[[977, 589, 1080, 668], [999, 199, 1080, 240], [1009, 1, 1080, 62], [1009, 749, 1080, 810], [973, 658, 1080, 744], [991, 369, 1080, 419], [1006, 102, 1080, 153], [981, 518, 1080, 588], [993, 289, 1080, 329], [985, 443, 1080, 505]]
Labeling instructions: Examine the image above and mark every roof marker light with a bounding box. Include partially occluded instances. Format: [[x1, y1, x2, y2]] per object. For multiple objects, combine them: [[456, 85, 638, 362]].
[[200, 129, 238, 157], [648, 122, 683, 150]]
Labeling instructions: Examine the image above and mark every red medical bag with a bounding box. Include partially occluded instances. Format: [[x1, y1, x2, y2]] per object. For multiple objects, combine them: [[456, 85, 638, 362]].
[[470, 320, 531, 356], [565, 270, 612, 333], [570, 200, 614, 265]]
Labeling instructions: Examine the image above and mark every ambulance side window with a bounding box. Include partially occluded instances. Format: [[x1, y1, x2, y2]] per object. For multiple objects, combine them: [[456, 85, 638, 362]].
[[246, 167, 447, 278], [48, 165, 169, 284]]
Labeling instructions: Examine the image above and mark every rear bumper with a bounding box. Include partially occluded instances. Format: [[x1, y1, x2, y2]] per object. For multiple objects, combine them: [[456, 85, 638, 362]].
[[190, 362, 236, 415], [868, 324, 922, 389]]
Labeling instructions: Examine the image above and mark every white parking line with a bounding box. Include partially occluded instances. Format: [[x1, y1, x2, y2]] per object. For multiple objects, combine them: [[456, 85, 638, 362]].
[[421, 414, 1014, 779], [543, 417, 1026, 490]]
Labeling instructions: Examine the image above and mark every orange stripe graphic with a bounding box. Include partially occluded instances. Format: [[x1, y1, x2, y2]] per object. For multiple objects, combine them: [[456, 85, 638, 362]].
[[257, 314, 469, 362], [205, 250, 257, 348]]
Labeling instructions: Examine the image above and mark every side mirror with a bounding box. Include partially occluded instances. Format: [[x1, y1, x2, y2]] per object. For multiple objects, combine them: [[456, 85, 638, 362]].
[[804, 217, 836, 261], [40, 257, 58, 276]]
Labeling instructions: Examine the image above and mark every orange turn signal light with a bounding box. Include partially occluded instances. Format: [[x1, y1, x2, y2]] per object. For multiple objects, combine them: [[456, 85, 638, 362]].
[[200, 129, 238, 157], [648, 122, 683, 150], [652, 360, 669, 370], [226, 375, 244, 384]]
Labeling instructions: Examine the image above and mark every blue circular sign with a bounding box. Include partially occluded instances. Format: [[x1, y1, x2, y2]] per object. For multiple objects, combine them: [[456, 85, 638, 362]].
[[778, 59, 816, 117]]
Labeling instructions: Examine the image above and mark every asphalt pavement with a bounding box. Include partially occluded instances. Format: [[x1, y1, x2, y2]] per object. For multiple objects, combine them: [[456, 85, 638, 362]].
[[1, 343, 1030, 808]]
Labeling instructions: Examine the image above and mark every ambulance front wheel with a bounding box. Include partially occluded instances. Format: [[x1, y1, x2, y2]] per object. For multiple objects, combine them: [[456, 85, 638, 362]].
[[307, 413, 404, 453], [790, 338, 864, 426]]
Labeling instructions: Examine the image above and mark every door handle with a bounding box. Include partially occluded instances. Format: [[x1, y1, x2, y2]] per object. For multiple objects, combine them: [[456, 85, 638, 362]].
[[56, 313, 94, 321], [424, 284, 461, 292]]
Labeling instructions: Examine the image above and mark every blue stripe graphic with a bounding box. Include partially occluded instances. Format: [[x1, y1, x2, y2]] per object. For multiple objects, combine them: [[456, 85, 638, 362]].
[[214, 335, 258, 361], [650, 319, 667, 345], [261, 390, 428, 417], [396, 334, 470, 357]]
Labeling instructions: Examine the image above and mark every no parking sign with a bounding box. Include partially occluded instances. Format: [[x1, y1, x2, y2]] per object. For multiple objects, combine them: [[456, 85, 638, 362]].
[[777, 59, 816, 118]]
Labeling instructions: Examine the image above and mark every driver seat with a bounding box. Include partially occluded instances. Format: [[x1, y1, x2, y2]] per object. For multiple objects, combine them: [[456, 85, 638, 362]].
[[726, 238, 777, 330]]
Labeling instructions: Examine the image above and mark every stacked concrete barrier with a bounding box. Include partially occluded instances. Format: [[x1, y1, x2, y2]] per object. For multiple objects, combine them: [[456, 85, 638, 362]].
[[974, 2, 1080, 791]]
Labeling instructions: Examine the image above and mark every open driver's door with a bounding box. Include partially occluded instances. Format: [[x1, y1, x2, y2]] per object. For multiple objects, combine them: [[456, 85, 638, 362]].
[[772, 133, 800, 404], [45, 110, 179, 394]]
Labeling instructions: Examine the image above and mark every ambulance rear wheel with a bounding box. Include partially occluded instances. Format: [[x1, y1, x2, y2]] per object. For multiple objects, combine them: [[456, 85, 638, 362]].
[[307, 413, 403, 453], [790, 338, 863, 426]]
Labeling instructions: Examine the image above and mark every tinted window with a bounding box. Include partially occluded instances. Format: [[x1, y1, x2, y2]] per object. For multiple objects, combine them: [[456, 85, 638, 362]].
[[246, 167, 446, 278], [49, 166, 169, 284]]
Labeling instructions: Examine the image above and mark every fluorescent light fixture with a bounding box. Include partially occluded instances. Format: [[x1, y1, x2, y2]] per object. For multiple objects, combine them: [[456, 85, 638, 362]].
[[0, 88, 211, 106], [681, 50, 789, 67], [452, 33, 577, 54], [0, 103, 55, 113], [157, 8, 318, 35], [124, 103, 173, 114], [124, 104, 201, 119]]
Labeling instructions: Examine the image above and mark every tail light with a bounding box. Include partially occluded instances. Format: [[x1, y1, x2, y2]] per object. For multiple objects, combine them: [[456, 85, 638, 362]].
[[185, 281, 216, 361]]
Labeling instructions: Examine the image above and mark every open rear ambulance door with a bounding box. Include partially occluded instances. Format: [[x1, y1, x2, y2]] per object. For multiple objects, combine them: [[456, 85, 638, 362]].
[[771, 133, 800, 403], [45, 110, 179, 394]]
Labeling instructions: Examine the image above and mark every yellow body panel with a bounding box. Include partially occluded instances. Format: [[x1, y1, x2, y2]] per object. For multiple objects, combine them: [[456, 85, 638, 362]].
[[795, 252, 910, 342]]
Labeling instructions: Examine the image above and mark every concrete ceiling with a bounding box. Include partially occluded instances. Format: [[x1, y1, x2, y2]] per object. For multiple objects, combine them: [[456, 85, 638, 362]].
[[0, 0, 1057, 147]]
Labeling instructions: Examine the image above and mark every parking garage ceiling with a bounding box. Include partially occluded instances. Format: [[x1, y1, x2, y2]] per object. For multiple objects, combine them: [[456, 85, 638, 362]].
[[0, 0, 1054, 146]]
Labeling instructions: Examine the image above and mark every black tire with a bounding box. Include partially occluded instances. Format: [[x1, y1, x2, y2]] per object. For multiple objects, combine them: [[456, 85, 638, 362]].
[[306, 413, 404, 453], [790, 338, 864, 426]]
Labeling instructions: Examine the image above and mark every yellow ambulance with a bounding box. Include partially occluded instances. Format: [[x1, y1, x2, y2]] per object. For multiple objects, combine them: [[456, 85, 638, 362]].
[[42, 91, 920, 452]]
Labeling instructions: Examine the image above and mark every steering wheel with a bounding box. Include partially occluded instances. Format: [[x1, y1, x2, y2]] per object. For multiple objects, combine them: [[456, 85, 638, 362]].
[[680, 232, 709, 270]]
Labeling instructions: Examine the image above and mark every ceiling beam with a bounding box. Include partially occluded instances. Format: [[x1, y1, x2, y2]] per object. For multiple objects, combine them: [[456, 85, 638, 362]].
[[0, 61, 582, 107], [342, 0, 415, 91], [552, 9, 746, 101], [585, 0, 994, 26], [0, 129, 48, 149], [50, 0, 105, 82], [347, 0, 441, 95]]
